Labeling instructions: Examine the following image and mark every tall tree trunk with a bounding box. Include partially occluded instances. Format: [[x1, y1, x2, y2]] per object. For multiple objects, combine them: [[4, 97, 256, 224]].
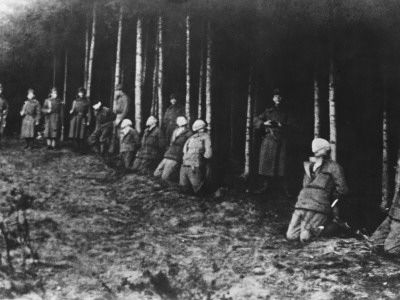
[[141, 21, 148, 84], [134, 17, 143, 132], [198, 45, 204, 119], [61, 49, 68, 142], [151, 30, 159, 117], [112, 5, 123, 108], [314, 76, 320, 138], [243, 70, 253, 177], [185, 15, 191, 122], [329, 60, 336, 161], [87, 3, 97, 99], [52, 54, 57, 87], [157, 16, 164, 123], [205, 22, 212, 130], [392, 150, 400, 212], [84, 14, 90, 89], [381, 79, 389, 211]]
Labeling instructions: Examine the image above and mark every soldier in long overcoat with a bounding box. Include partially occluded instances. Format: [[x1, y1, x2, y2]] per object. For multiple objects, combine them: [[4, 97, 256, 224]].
[[110, 84, 130, 153], [20, 89, 41, 149], [162, 94, 185, 145], [253, 89, 294, 195], [42, 87, 64, 150], [133, 116, 166, 175], [69, 87, 91, 152], [0, 83, 9, 147]]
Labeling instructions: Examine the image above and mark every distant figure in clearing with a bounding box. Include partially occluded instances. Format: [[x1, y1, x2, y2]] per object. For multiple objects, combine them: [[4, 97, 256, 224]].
[[0, 83, 9, 147], [286, 138, 348, 243], [69, 87, 91, 152], [88, 101, 116, 157], [111, 84, 130, 154], [154, 116, 193, 184], [179, 119, 212, 195], [20, 89, 41, 150], [42, 87, 64, 150], [132, 116, 166, 175], [162, 93, 185, 146], [371, 164, 400, 255], [119, 119, 140, 170]]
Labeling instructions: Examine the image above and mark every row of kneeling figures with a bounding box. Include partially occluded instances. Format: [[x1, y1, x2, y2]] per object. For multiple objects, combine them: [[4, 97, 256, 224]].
[[8, 85, 400, 253]]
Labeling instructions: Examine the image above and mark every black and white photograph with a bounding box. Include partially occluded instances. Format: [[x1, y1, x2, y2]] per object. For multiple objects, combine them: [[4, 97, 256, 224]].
[[0, 0, 399, 299]]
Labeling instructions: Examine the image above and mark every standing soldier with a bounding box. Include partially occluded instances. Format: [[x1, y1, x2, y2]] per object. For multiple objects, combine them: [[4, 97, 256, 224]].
[[111, 84, 130, 153], [88, 101, 116, 156], [179, 119, 212, 195], [132, 116, 166, 175], [253, 88, 294, 195], [0, 83, 9, 147], [69, 87, 91, 152], [20, 89, 41, 149], [154, 116, 193, 184], [162, 93, 185, 145], [42, 87, 64, 150]]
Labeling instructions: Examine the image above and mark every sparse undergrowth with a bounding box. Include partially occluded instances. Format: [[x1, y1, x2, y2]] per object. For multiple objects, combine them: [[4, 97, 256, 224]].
[[0, 139, 399, 300]]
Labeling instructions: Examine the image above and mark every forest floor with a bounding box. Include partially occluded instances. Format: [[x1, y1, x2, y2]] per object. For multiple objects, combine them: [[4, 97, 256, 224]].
[[0, 139, 399, 300]]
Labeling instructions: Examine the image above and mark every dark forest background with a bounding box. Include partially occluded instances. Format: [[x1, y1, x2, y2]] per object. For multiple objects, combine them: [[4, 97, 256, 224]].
[[1, 0, 400, 230]]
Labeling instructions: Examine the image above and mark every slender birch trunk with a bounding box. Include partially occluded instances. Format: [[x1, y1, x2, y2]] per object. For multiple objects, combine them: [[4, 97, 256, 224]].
[[87, 3, 97, 99], [61, 49, 68, 142], [84, 14, 90, 89], [205, 22, 212, 130], [141, 21, 148, 84], [134, 17, 143, 132], [243, 71, 253, 177], [52, 54, 57, 87], [157, 16, 163, 123], [198, 46, 204, 119], [381, 84, 389, 211], [151, 33, 159, 116], [112, 5, 123, 108], [185, 15, 191, 122], [328, 60, 336, 161], [314, 76, 320, 138]]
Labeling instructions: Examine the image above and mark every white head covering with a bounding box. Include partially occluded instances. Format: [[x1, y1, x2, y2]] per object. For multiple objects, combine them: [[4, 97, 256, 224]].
[[176, 116, 188, 127], [312, 138, 330, 153], [146, 115, 158, 127], [93, 101, 102, 110], [192, 119, 206, 132], [121, 119, 132, 129]]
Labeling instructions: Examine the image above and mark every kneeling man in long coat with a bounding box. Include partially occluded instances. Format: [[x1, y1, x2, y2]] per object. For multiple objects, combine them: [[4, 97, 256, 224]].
[[286, 138, 348, 243]]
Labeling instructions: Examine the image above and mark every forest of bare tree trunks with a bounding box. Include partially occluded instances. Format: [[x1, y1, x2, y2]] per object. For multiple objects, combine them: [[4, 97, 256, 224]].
[[2, 0, 400, 298]]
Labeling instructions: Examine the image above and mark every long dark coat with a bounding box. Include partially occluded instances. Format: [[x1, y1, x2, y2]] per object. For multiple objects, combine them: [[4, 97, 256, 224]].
[[162, 104, 185, 145], [20, 99, 41, 138], [254, 106, 294, 177], [69, 97, 91, 139], [43, 97, 64, 139], [113, 92, 130, 125], [136, 126, 166, 161], [0, 94, 9, 129]]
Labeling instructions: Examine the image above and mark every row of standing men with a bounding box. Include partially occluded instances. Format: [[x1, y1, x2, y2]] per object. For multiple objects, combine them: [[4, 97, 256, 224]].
[[12, 85, 212, 195]]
